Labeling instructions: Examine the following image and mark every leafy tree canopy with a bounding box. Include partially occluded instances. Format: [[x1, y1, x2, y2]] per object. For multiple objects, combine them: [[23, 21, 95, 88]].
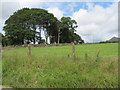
[[3, 8, 84, 46]]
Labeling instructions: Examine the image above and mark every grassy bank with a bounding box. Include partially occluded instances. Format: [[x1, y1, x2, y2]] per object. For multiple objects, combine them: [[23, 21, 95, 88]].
[[2, 43, 118, 88]]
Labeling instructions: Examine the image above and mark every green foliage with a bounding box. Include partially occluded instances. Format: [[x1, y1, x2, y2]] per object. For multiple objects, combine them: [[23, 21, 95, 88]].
[[3, 8, 58, 45], [0, 33, 9, 46], [3, 8, 83, 45], [58, 17, 83, 43], [2, 43, 118, 88], [99, 40, 119, 43]]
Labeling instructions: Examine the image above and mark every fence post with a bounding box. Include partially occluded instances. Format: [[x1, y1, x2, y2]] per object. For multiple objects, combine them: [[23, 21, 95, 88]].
[[28, 44, 31, 56], [72, 43, 76, 60]]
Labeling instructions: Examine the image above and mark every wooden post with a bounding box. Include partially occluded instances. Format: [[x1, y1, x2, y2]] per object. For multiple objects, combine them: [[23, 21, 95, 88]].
[[72, 43, 76, 60], [28, 44, 31, 56]]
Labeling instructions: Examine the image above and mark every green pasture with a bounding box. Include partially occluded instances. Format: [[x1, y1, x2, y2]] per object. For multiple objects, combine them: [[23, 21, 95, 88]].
[[2, 43, 118, 88]]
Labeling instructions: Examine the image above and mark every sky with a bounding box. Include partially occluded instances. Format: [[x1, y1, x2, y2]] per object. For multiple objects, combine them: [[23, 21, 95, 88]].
[[0, 0, 119, 43]]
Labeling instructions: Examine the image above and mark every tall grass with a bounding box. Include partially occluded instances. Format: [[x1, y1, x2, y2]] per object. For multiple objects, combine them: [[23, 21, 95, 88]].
[[2, 43, 118, 88]]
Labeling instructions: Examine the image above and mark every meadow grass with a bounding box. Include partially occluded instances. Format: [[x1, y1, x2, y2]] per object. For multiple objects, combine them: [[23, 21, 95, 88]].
[[2, 43, 118, 88]]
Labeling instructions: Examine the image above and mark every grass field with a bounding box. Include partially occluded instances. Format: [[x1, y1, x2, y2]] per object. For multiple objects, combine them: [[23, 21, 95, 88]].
[[2, 43, 118, 88]]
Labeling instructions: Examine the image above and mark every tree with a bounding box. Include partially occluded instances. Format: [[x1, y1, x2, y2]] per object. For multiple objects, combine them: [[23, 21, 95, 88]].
[[3, 8, 32, 45], [59, 17, 79, 43], [3, 8, 57, 45], [0, 33, 3, 46], [3, 8, 84, 46], [0, 33, 9, 46], [72, 33, 84, 44]]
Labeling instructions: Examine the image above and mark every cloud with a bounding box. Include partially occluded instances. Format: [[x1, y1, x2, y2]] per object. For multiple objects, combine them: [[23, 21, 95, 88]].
[[1, 1, 45, 20], [0, 1, 64, 23], [1, 2, 20, 20], [0, 0, 46, 33], [0, 1, 118, 43], [72, 3, 118, 42], [47, 7, 63, 19], [86, 2, 94, 10], [0, 2, 21, 34], [67, 2, 78, 12]]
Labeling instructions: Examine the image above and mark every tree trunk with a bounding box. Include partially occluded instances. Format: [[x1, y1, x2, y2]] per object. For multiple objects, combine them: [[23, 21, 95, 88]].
[[49, 36, 51, 44], [33, 26, 36, 44], [22, 39, 24, 45], [45, 36, 48, 44], [57, 29, 60, 44], [39, 28, 41, 44], [33, 35, 36, 44], [43, 28, 48, 44]]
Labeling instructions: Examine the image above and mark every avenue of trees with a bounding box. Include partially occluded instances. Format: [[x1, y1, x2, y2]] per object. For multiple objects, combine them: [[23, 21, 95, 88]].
[[1, 8, 84, 46]]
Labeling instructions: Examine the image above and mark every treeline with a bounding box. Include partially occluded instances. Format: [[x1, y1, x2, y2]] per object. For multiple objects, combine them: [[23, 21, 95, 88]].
[[99, 40, 119, 43], [1, 8, 84, 46]]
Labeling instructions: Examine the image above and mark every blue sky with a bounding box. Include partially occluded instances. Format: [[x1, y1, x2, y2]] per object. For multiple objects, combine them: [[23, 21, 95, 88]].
[[0, 1, 118, 42], [42, 2, 113, 16], [19, 2, 113, 16]]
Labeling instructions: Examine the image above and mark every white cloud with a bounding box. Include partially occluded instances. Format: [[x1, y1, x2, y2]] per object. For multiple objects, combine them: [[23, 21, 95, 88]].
[[1, 0, 119, 2], [0, 1, 46, 33], [72, 3, 118, 42], [0, 1, 63, 24], [1, 2, 20, 20], [67, 2, 77, 12], [1, 1, 45, 21], [0, 1, 118, 43], [47, 7, 63, 19], [0, 2, 21, 34], [86, 2, 94, 10]]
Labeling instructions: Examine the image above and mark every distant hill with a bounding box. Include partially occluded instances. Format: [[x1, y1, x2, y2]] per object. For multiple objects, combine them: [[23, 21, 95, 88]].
[[109, 37, 120, 42], [99, 36, 120, 43]]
